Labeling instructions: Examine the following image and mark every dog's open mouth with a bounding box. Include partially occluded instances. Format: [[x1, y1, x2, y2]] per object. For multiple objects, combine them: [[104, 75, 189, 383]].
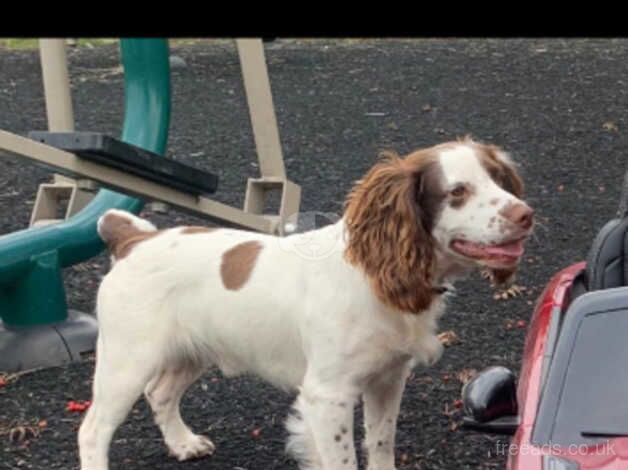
[[450, 237, 526, 265]]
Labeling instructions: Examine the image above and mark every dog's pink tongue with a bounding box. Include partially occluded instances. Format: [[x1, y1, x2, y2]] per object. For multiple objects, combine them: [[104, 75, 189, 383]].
[[485, 239, 525, 257]]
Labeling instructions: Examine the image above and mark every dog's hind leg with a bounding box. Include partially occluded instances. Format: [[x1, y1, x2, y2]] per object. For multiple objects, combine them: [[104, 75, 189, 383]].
[[144, 365, 215, 461], [78, 336, 156, 470]]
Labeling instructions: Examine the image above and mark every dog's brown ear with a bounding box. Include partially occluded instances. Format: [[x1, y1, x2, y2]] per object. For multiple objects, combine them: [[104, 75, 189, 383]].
[[484, 145, 524, 198], [344, 152, 438, 313]]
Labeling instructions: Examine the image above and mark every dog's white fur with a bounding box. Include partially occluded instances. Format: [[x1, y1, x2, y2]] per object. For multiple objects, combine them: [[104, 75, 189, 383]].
[[78, 140, 533, 470]]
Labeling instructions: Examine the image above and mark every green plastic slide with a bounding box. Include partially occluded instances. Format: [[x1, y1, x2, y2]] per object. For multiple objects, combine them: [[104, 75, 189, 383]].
[[0, 39, 170, 354]]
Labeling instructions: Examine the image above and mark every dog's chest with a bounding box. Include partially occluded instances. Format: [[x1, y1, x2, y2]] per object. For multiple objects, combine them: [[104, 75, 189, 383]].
[[392, 295, 447, 357], [352, 296, 447, 370]]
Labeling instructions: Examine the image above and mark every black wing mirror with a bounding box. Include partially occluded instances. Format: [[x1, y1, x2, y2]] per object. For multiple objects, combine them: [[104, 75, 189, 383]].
[[461, 366, 520, 435]]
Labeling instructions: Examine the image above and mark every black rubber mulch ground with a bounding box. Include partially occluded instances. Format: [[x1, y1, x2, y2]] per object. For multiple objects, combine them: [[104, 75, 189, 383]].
[[1, 39, 628, 469]]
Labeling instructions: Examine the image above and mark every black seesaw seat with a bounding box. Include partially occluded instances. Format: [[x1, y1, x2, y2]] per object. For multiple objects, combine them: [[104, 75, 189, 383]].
[[27, 132, 218, 196]]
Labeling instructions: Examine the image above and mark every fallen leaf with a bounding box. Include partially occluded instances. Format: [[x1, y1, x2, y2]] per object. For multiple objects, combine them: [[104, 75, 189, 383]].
[[9, 426, 38, 445], [443, 401, 461, 418], [457, 368, 478, 385], [416, 375, 434, 385], [0, 370, 32, 387], [603, 121, 619, 132], [72, 263, 90, 272], [66, 400, 91, 413], [437, 330, 460, 347], [493, 284, 527, 300]]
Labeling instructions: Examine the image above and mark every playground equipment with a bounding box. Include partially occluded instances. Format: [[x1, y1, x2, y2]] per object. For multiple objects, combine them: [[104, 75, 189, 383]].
[[0, 38, 301, 372], [30, 40, 94, 227]]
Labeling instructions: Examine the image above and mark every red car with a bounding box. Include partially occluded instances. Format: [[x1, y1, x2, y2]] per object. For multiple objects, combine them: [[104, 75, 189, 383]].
[[463, 208, 628, 470]]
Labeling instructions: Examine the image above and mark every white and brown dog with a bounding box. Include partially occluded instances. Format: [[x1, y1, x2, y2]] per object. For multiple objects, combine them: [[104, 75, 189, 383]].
[[78, 137, 534, 470]]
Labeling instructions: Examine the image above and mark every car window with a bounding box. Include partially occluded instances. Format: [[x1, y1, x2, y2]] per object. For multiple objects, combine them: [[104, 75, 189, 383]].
[[550, 311, 628, 445], [532, 287, 628, 447]]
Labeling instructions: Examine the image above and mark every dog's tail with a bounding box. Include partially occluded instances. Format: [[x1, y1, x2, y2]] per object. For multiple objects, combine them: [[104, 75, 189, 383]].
[[97, 209, 158, 262]]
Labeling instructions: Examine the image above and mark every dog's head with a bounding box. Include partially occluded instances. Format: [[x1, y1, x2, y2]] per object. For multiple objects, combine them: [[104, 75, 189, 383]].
[[344, 137, 533, 313]]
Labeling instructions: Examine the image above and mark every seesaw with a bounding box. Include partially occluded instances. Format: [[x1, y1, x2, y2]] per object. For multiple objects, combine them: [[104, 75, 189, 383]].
[[0, 38, 300, 372]]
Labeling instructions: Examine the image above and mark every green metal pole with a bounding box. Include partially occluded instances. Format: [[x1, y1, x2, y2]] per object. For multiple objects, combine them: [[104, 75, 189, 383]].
[[0, 38, 171, 326]]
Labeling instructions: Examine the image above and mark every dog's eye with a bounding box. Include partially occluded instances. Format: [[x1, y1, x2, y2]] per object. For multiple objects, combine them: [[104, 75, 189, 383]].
[[450, 184, 467, 198]]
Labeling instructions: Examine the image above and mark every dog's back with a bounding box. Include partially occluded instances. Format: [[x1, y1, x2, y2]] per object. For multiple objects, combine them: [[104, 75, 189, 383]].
[[94, 209, 336, 389]]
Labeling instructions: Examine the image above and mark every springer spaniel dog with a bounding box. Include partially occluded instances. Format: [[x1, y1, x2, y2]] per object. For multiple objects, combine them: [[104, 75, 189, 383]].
[[78, 137, 534, 470]]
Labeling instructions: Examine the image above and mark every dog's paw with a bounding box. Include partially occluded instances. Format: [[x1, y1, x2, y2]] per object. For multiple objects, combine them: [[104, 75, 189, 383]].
[[167, 434, 215, 461]]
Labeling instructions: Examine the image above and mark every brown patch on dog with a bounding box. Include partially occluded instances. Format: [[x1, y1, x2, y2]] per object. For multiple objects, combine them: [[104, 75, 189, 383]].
[[98, 212, 160, 260], [220, 241, 263, 290], [181, 226, 215, 234], [344, 148, 446, 313], [489, 198, 500, 206]]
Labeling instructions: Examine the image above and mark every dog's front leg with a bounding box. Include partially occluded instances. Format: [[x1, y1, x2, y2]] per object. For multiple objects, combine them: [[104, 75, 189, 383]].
[[362, 362, 411, 470], [297, 382, 359, 470]]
